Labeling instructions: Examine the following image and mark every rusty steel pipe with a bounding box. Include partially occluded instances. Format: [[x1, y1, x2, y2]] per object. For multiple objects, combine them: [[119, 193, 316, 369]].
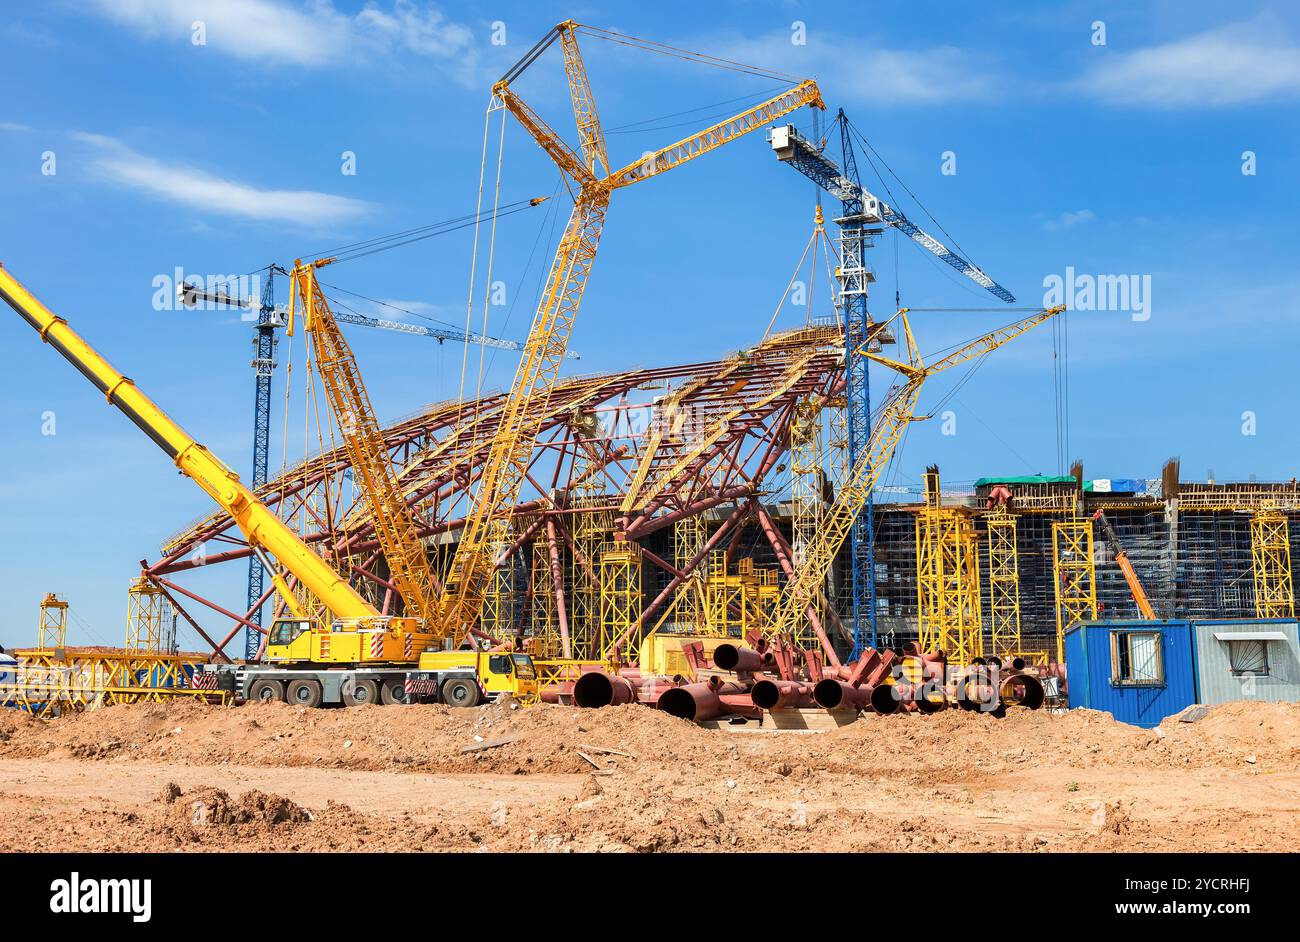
[[657, 683, 723, 722], [658, 678, 749, 722], [812, 678, 871, 711], [712, 643, 775, 673], [572, 671, 637, 708], [869, 683, 902, 715], [998, 671, 1046, 710], [751, 678, 813, 710]]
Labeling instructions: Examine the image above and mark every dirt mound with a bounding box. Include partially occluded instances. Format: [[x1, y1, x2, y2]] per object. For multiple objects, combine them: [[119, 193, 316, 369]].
[[0, 698, 719, 775]]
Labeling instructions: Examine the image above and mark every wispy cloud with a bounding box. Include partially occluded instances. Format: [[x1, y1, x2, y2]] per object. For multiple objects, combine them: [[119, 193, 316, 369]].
[[0, 121, 33, 132], [1044, 209, 1095, 231], [1076, 17, 1300, 106], [700, 30, 1001, 105], [72, 132, 372, 225], [81, 0, 481, 83]]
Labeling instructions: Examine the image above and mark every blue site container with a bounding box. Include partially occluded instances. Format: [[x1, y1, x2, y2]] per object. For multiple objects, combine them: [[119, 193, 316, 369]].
[[1063, 619, 1198, 727]]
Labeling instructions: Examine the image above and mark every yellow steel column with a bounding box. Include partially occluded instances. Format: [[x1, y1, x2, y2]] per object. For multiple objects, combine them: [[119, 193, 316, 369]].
[[36, 593, 69, 650], [986, 510, 1022, 657], [1052, 516, 1098, 664], [1251, 510, 1295, 618], [599, 541, 642, 660]]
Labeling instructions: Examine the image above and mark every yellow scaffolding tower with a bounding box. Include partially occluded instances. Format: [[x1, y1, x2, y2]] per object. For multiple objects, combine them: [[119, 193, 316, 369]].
[[915, 470, 984, 665], [1052, 516, 1098, 663], [599, 540, 642, 660], [483, 536, 520, 640], [125, 577, 175, 654], [530, 529, 561, 658], [986, 510, 1022, 657], [572, 501, 613, 659], [673, 512, 708, 633], [36, 593, 69, 650], [1251, 510, 1295, 618]]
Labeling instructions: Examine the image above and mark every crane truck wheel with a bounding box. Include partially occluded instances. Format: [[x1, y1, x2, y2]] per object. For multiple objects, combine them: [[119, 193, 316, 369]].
[[379, 679, 408, 705], [286, 678, 323, 708], [248, 678, 285, 704], [441, 678, 480, 708], [342, 679, 378, 707]]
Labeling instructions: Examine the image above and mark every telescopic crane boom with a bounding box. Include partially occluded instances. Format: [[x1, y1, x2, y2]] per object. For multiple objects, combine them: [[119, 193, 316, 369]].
[[0, 264, 433, 663], [1093, 508, 1157, 620]]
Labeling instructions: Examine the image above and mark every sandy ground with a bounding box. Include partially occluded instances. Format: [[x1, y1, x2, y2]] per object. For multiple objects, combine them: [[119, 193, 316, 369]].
[[0, 698, 1295, 852]]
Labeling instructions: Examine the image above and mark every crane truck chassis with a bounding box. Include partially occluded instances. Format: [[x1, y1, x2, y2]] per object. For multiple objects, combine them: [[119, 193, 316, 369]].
[[206, 648, 538, 708]]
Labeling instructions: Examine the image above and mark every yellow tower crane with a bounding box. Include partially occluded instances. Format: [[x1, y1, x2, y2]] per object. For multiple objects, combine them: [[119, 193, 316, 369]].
[[768, 306, 1067, 653], [435, 21, 825, 643]]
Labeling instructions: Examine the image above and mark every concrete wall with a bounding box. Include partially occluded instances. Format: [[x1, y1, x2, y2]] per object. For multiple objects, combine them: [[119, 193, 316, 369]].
[[1192, 619, 1300, 705]]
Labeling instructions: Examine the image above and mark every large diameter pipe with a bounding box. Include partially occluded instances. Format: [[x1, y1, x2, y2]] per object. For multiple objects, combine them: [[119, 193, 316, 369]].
[[812, 678, 871, 711], [657, 683, 724, 722], [751, 678, 813, 710], [572, 671, 637, 708], [712, 643, 774, 673], [870, 683, 902, 715], [998, 671, 1045, 710]]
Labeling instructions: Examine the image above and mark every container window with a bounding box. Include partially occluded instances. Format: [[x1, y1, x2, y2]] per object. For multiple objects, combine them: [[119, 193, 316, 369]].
[[1226, 639, 1269, 677], [1110, 630, 1164, 686]]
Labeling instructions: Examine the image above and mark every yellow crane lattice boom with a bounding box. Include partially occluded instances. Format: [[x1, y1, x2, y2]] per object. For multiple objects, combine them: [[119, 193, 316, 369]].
[[288, 259, 440, 624], [437, 21, 825, 643]]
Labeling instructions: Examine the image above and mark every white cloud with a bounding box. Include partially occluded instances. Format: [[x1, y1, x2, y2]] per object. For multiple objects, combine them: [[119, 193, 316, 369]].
[[82, 0, 479, 82], [1077, 18, 1300, 106], [72, 132, 372, 225], [701, 31, 1000, 105], [0, 121, 33, 132], [1044, 209, 1096, 231]]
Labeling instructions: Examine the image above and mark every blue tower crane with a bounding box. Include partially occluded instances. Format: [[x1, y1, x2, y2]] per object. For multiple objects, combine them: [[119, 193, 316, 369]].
[[770, 112, 1015, 656]]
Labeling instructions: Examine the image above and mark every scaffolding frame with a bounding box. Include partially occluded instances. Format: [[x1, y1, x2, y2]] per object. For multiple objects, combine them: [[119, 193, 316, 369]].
[[915, 471, 984, 666], [125, 577, 176, 654], [986, 510, 1021, 657], [1052, 516, 1098, 663], [36, 593, 69, 650], [1251, 510, 1295, 618], [599, 541, 642, 660]]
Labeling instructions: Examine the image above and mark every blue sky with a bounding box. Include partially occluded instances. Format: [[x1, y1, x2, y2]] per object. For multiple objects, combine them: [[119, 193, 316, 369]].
[[1, 0, 1298, 647]]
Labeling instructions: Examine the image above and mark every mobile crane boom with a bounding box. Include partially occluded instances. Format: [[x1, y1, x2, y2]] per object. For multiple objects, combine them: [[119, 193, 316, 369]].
[[1093, 508, 1157, 620], [0, 264, 378, 623]]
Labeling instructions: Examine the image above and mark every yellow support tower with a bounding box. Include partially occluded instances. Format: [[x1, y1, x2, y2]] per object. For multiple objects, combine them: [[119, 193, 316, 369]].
[[986, 510, 1022, 657], [36, 593, 69, 650], [1251, 510, 1295, 618], [915, 470, 983, 665], [599, 541, 642, 660], [530, 530, 560, 658], [673, 512, 708, 633], [570, 496, 612, 658], [483, 536, 520, 640], [1052, 516, 1098, 664], [125, 577, 175, 655]]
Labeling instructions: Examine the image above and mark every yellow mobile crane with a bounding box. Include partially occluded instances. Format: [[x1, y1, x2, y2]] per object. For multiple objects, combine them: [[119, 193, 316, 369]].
[[0, 265, 536, 707]]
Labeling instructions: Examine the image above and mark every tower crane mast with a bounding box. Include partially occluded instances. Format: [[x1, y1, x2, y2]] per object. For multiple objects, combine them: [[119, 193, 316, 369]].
[[771, 113, 1017, 654]]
